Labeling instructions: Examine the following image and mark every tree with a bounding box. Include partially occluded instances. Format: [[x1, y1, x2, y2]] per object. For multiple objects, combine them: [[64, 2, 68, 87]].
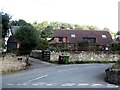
[[116, 31, 120, 35], [36, 38, 49, 50], [50, 21, 61, 29], [74, 24, 83, 30], [14, 26, 38, 55], [41, 26, 53, 38], [10, 19, 32, 27], [1, 12, 11, 38], [87, 25, 99, 30], [0, 39, 2, 48]]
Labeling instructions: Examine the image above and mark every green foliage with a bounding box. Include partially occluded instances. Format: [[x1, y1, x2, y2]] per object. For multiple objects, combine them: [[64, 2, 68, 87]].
[[41, 26, 53, 38], [31, 21, 99, 39], [10, 19, 32, 27], [116, 31, 120, 35], [50, 60, 117, 64], [111, 43, 120, 51], [0, 39, 2, 48], [50, 21, 61, 29], [77, 41, 97, 51], [87, 25, 99, 30], [14, 26, 38, 55], [36, 38, 49, 50], [1, 12, 11, 38]]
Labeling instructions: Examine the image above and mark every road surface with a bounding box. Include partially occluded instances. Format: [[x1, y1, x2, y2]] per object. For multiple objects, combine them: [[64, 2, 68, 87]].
[[2, 63, 120, 89]]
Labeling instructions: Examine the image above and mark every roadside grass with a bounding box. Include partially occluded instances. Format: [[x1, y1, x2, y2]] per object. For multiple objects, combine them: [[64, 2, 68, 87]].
[[49, 60, 117, 64], [0, 67, 28, 74]]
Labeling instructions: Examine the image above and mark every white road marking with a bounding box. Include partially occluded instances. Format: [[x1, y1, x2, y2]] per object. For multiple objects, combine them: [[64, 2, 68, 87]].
[[6, 83, 14, 85], [58, 68, 78, 72], [31, 83, 53, 86], [77, 83, 89, 86], [32, 83, 39, 86], [27, 75, 48, 83], [38, 82, 47, 85], [91, 84, 102, 87], [17, 84, 22, 86], [107, 84, 119, 88], [62, 83, 76, 86], [46, 83, 53, 86], [17, 83, 28, 85]]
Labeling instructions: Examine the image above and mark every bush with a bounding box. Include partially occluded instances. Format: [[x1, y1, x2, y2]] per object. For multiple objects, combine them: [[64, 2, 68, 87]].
[[36, 38, 49, 50], [111, 43, 120, 51]]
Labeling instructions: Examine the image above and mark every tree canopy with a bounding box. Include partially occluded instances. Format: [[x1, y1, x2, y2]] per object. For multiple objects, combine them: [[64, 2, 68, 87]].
[[1, 12, 11, 38], [31, 21, 99, 39], [14, 26, 38, 55], [10, 19, 32, 27], [117, 31, 120, 35]]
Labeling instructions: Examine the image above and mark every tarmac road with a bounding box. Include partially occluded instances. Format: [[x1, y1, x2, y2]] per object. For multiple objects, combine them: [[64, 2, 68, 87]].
[[2, 58, 120, 89]]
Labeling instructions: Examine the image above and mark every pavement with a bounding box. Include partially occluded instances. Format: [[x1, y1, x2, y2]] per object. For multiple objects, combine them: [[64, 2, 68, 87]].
[[2, 58, 120, 89]]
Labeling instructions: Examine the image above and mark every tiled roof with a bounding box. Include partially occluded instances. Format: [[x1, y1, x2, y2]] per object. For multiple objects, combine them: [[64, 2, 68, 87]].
[[53, 29, 113, 45], [11, 26, 20, 35]]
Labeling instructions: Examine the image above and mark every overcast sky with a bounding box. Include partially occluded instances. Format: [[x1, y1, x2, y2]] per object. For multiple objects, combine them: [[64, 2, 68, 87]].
[[0, 0, 119, 33]]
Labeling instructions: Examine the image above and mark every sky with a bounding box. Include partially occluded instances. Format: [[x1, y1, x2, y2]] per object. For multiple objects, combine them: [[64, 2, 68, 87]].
[[0, 0, 119, 33]]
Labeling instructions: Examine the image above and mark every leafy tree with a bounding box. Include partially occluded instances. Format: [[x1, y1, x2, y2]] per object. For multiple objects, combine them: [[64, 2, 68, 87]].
[[36, 39, 49, 50], [1, 12, 11, 38], [0, 39, 2, 48], [10, 19, 32, 27], [116, 31, 120, 35], [50, 21, 61, 29], [74, 24, 81, 30], [14, 26, 38, 55], [111, 43, 120, 51], [41, 26, 53, 38], [87, 25, 98, 30]]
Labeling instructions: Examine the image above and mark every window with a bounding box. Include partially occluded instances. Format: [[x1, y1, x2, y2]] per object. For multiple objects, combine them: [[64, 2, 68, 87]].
[[71, 34, 76, 38], [82, 37, 96, 43], [54, 38, 59, 43], [102, 35, 107, 39], [63, 37, 67, 43], [59, 37, 63, 42]]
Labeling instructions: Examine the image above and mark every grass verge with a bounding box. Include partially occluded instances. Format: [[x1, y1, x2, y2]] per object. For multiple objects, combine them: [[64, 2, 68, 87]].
[[49, 60, 117, 64]]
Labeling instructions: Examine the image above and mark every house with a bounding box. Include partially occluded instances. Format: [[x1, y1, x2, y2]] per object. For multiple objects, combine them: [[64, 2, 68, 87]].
[[52, 29, 113, 51], [7, 36, 20, 52], [7, 26, 20, 52]]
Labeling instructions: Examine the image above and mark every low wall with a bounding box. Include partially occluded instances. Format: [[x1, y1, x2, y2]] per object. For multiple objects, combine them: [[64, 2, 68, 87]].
[[50, 51, 119, 62], [105, 68, 120, 85]]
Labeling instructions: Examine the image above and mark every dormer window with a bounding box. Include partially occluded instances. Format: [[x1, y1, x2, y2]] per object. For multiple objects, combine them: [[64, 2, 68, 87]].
[[71, 34, 76, 38], [102, 35, 107, 39]]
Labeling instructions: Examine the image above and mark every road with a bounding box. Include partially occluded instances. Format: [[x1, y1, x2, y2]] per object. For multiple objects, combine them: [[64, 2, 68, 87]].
[[2, 62, 119, 89]]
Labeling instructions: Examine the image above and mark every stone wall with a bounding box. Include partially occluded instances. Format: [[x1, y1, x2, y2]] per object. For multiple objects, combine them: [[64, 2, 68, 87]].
[[105, 68, 120, 85], [50, 51, 119, 62], [0, 54, 26, 73]]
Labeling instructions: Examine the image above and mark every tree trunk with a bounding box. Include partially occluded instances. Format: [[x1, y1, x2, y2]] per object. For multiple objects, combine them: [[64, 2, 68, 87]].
[[25, 55, 29, 66]]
